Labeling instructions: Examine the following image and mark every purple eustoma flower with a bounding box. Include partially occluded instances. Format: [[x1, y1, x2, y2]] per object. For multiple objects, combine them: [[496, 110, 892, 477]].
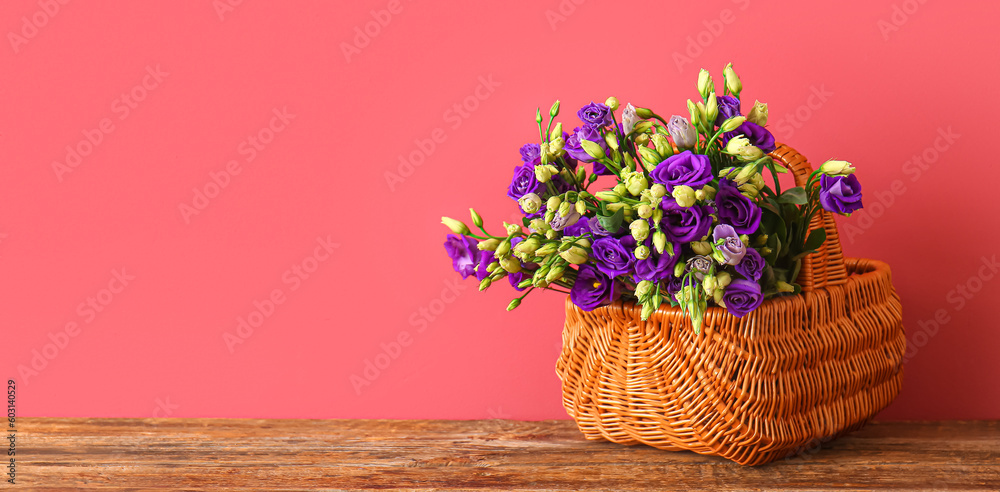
[[722, 279, 764, 318], [723, 121, 776, 153], [715, 179, 761, 235], [570, 265, 620, 311], [507, 163, 545, 201], [633, 242, 681, 283], [443, 234, 479, 279], [735, 248, 765, 281], [591, 236, 634, 278], [564, 125, 607, 163], [474, 250, 493, 281], [577, 102, 613, 127], [716, 95, 742, 126], [659, 199, 713, 243], [519, 143, 540, 163], [649, 151, 714, 189], [819, 174, 863, 214]]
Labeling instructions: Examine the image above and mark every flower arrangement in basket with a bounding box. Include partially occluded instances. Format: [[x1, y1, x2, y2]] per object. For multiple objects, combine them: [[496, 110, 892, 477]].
[[441, 63, 862, 331], [440, 64, 903, 466]]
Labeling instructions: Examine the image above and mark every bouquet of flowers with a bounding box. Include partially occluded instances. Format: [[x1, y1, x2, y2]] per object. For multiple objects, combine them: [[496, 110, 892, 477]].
[[441, 64, 863, 333]]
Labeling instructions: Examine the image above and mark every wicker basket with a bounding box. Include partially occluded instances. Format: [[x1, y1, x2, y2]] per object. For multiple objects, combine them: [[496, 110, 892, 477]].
[[555, 144, 905, 466]]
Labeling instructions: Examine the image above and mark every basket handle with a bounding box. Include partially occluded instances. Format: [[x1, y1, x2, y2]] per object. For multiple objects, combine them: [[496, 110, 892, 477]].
[[767, 144, 848, 291]]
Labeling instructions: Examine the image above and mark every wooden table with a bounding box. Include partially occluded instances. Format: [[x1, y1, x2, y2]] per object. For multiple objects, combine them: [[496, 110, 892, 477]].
[[10, 419, 999, 490]]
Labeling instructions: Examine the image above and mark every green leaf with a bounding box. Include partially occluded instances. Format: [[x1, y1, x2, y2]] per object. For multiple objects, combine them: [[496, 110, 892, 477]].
[[772, 162, 789, 173], [802, 227, 827, 252], [522, 217, 531, 228], [598, 207, 624, 233], [777, 187, 808, 205]]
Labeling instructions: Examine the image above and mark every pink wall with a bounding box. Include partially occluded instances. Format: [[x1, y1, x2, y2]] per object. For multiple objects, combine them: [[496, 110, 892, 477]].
[[2, 0, 997, 420]]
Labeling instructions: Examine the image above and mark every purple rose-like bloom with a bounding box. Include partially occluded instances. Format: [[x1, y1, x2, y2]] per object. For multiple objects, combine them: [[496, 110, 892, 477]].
[[570, 265, 620, 311], [660, 199, 713, 243], [665, 274, 685, 297], [443, 234, 479, 279], [507, 162, 545, 201], [591, 236, 634, 278], [722, 279, 764, 318], [519, 143, 540, 163], [633, 241, 681, 283], [819, 174, 864, 214], [716, 95, 741, 126], [723, 121, 776, 153], [735, 247, 765, 281], [474, 250, 493, 281], [649, 151, 713, 189], [564, 125, 607, 163], [715, 179, 761, 235], [563, 216, 592, 236], [577, 102, 613, 127], [712, 224, 746, 266]]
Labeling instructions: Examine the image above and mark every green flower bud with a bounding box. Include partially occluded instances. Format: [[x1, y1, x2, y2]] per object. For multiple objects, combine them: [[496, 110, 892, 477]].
[[739, 234, 749, 244], [486, 261, 500, 273], [726, 136, 764, 162], [479, 278, 492, 291], [624, 172, 648, 196], [690, 241, 712, 256], [819, 160, 857, 176], [545, 229, 559, 240], [575, 166, 587, 185], [651, 134, 673, 159], [674, 261, 686, 278], [703, 275, 717, 295], [650, 184, 667, 199], [549, 100, 560, 117], [653, 231, 666, 255], [515, 237, 541, 256], [507, 298, 522, 311], [739, 183, 759, 198], [641, 302, 656, 320], [535, 243, 557, 256], [635, 280, 654, 299], [705, 92, 718, 125], [604, 96, 619, 111], [635, 133, 650, 146], [550, 122, 563, 141], [637, 146, 661, 166], [477, 238, 500, 251], [558, 201, 572, 218], [637, 204, 653, 219], [545, 265, 565, 283], [534, 164, 558, 183], [652, 208, 663, 224], [687, 99, 700, 129], [529, 218, 549, 232], [546, 195, 561, 210], [559, 245, 589, 264], [441, 217, 471, 235], [633, 120, 654, 134], [517, 278, 533, 289], [580, 139, 606, 160], [755, 234, 768, 246], [776, 281, 796, 293], [747, 100, 767, 126], [720, 116, 747, 133], [613, 183, 628, 196], [716, 271, 732, 288], [702, 185, 717, 200], [634, 244, 650, 260], [719, 167, 736, 179], [760, 246, 773, 256], [635, 107, 655, 119], [630, 220, 650, 241], [604, 132, 619, 151], [535, 107, 543, 124], [519, 193, 543, 215], [697, 68, 713, 100], [495, 240, 511, 257], [671, 185, 696, 207], [695, 101, 710, 130], [504, 222, 522, 235], [713, 290, 725, 305], [469, 208, 483, 228], [606, 202, 626, 213], [751, 173, 766, 191], [723, 63, 741, 95], [500, 255, 522, 273], [575, 200, 587, 215], [733, 165, 756, 185]]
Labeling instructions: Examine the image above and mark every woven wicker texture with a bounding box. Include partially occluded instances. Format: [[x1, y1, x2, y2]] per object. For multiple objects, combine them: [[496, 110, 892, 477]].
[[555, 144, 905, 466]]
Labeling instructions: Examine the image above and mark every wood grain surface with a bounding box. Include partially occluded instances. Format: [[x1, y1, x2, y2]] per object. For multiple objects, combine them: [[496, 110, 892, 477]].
[[10, 418, 999, 491]]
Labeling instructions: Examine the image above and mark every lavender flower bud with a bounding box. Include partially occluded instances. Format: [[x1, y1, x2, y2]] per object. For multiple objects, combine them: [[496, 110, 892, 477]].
[[622, 103, 638, 135], [667, 115, 698, 150]]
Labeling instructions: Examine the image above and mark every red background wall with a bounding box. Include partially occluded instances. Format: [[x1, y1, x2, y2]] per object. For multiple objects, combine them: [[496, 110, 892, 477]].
[[2, 0, 997, 420]]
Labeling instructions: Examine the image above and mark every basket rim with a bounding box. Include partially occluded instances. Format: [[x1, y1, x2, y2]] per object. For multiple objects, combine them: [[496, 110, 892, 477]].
[[564, 256, 892, 318]]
